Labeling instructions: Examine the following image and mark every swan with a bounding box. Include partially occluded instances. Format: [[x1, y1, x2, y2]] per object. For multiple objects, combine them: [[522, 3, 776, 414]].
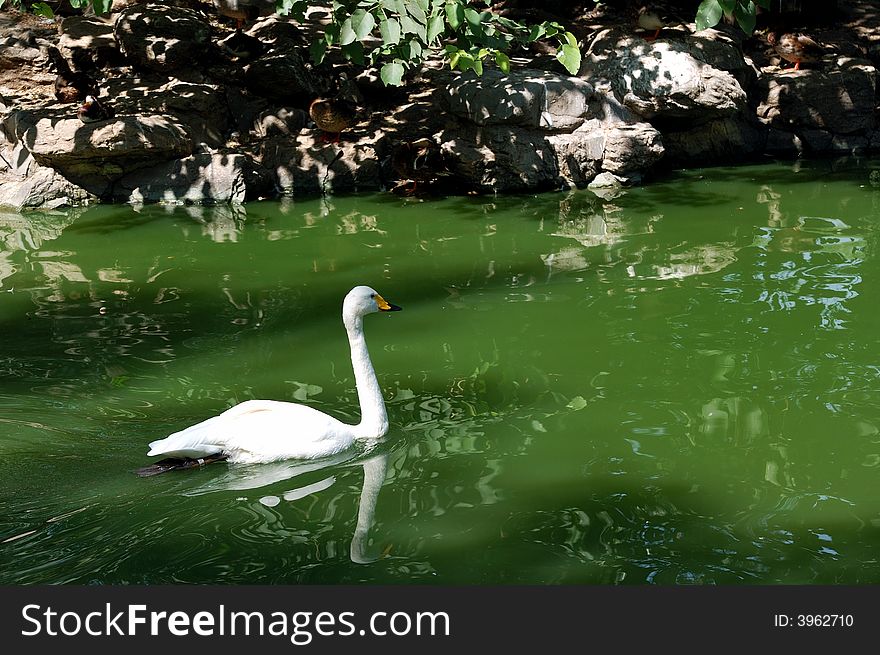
[[140, 286, 401, 473]]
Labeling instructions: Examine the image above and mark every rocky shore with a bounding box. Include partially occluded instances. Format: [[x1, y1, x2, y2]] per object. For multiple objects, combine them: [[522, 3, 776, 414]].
[[1, 2, 879, 210]]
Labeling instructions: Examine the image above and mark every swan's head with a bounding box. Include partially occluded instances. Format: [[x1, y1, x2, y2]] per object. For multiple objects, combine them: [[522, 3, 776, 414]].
[[343, 286, 402, 323]]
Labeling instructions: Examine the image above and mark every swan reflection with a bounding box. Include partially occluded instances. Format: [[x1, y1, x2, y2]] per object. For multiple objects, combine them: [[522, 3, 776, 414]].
[[183, 450, 391, 565]]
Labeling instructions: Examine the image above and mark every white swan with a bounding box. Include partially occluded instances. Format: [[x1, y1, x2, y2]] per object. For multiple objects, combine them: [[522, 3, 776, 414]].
[[143, 286, 401, 468]]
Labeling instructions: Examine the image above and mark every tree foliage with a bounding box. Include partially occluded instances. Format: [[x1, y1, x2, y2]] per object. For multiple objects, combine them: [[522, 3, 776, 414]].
[[695, 0, 769, 35], [277, 0, 582, 85], [0, 0, 112, 15]]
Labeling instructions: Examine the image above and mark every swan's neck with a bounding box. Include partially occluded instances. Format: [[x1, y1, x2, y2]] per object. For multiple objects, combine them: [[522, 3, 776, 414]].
[[346, 316, 388, 439]]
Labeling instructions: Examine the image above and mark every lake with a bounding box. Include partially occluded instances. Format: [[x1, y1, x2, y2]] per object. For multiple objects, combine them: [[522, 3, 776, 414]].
[[2, 158, 879, 584]]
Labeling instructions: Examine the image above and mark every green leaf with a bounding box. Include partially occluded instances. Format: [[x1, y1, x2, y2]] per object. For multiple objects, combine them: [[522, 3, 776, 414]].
[[718, 0, 736, 15], [496, 15, 525, 31], [405, 38, 423, 60], [339, 17, 356, 45], [381, 0, 406, 11], [543, 21, 563, 38], [310, 38, 328, 64], [566, 396, 587, 411], [407, 2, 427, 26], [562, 31, 577, 47], [324, 23, 339, 46], [31, 2, 54, 17], [528, 24, 546, 41], [351, 8, 376, 40], [453, 50, 474, 71], [342, 40, 365, 65], [494, 50, 510, 73], [380, 60, 405, 86], [464, 8, 482, 27], [445, 2, 464, 29], [427, 14, 444, 42], [92, 0, 112, 14], [276, 0, 307, 20], [695, 0, 723, 31], [556, 43, 581, 76], [400, 14, 427, 40], [380, 17, 402, 45], [734, 1, 757, 34]]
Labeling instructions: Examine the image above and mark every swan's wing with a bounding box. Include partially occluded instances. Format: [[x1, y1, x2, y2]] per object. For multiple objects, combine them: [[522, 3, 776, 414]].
[[147, 399, 352, 461]]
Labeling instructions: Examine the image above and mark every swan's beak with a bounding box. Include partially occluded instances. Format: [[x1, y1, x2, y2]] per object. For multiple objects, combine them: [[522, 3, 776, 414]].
[[376, 294, 402, 312]]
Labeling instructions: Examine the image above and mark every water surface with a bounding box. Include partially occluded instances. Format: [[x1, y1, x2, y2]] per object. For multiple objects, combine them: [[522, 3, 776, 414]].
[[2, 159, 880, 584]]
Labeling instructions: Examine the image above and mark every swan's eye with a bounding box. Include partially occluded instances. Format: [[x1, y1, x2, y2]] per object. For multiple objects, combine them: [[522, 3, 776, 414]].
[[370, 293, 376, 298]]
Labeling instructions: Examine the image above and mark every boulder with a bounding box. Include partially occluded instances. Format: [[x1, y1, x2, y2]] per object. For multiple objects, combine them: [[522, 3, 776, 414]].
[[114, 152, 274, 204], [439, 124, 560, 193], [246, 15, 308, 52], [57, 15, 121, 72], [4, 109, 192, 192], [600, 123, 665, 178], [442, 69, 594, 132], [102, 78, 231, 146], [437, 66, 665, 191], [548, 131, 605, 187], [661, 116, 766, 165], [249, 130, 387, 195], [114, 4, 212, 73], [253, 107, 309, 138], [0, 162, 96, 210], [0, 31, 48, 71], [755, 58, 875, 136], [583, 27, 748, 124], [245, 52, 332, 103]]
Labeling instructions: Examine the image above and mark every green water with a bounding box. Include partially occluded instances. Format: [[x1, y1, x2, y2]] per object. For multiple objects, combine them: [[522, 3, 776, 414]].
[[2, 159, 880, 584]]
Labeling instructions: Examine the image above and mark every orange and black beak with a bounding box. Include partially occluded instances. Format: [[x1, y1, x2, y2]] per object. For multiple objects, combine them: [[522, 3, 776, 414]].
[[376, 294, 402, 312]]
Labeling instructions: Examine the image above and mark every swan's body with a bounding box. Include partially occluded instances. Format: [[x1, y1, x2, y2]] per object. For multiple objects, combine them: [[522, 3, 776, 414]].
[[145, 286, 401, 466]]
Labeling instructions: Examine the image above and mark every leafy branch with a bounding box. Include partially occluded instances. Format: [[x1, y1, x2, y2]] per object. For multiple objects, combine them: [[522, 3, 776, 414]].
[[276, 0, 582, 86], [695, 0, 771, 34], [0, 0, 112, 16]]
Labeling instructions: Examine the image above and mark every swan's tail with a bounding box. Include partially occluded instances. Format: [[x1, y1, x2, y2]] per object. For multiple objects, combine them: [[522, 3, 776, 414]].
[[136, 453, 229, 477]]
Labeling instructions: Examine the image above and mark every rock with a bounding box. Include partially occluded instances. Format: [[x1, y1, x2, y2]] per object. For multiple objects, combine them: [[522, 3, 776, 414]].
[[4, 109, 192, 192], [661, 116, 766, 165], [253, 107, 309, 138], [601, 123, 665, 176], [755, 59, 875, 136], [442, 68, 594, 132], [114, 4, 212, 72], [583, 27, 748, 124], [548, 131, 605, 187], [103, 78, 230, 146], [246, 15, 308, 52], [245, 52, 331, 104], [249, 130, 387, 195], [439, 124, 560, 192], [0, 163, 96, 210], [437, 66, 664, 191], [58, 16, 121, 72], [114, 152, 274, 204], [688, 31, 757, 91], [587, 172, 626, 200], [0, 30, 48, 71]]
